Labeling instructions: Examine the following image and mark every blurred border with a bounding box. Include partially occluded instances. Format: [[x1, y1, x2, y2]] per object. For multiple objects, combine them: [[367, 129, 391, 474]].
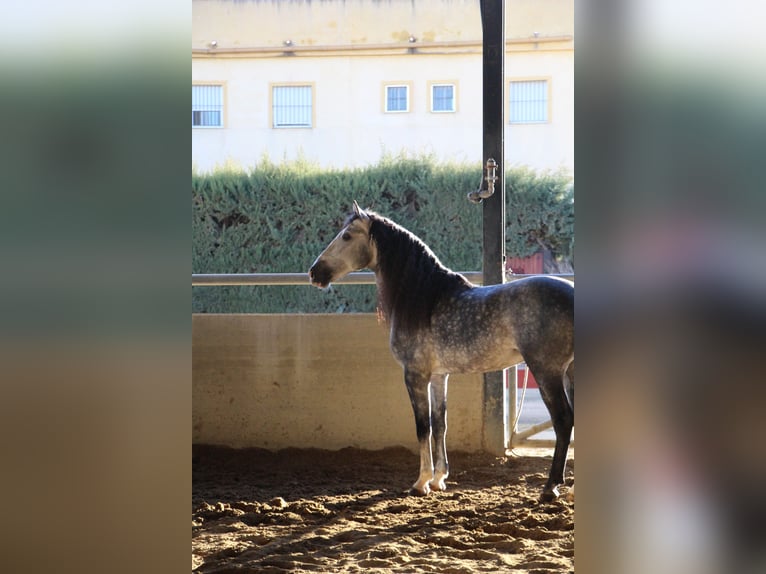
[[576, 1, 766, 573], [0, 2, 190, 572]]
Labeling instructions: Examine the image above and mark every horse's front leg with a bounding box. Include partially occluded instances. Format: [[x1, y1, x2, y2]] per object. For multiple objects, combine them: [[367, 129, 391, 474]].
[[430, 374, 449, 492], [404, 369, 434, 496]]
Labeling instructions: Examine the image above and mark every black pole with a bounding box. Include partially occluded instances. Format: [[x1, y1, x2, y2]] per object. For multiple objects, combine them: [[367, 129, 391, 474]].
[[480, 0, 507, 455]]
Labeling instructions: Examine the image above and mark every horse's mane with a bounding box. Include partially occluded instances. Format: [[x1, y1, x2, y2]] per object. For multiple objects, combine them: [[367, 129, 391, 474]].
[[359, 211, 472, 333]]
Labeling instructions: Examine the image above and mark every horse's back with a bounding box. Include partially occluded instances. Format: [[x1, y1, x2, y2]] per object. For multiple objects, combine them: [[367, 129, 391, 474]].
[[503, 275, 573, 314], [470, 275, 573, 321]]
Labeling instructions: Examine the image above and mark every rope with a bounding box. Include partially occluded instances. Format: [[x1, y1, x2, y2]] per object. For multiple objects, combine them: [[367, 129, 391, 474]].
[[512, 364, 530, 432]]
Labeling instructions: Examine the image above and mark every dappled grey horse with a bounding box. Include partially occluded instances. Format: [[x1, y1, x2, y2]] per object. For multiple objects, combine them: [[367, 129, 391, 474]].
[[309, 203, 574, 501]]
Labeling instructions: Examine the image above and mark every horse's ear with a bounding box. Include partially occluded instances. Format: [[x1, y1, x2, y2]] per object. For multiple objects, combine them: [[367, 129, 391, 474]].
[[352, 200, 368, 220]]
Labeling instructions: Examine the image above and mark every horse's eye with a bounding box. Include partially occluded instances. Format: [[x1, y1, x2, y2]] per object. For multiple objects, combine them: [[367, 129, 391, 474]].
[[342, 232, 351, 241]]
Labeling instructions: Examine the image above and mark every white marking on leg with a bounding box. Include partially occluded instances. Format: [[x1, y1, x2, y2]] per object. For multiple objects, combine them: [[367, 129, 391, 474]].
[[430, 374, 449, 492], [411, 438, 434, 495], [431, 469, 449, 492]]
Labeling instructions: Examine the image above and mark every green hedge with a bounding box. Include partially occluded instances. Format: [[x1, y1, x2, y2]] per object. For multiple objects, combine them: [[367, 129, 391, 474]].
[[192, 155, 573, 313]]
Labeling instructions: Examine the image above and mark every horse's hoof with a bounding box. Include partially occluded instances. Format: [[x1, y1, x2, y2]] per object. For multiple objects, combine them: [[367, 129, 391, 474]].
[[539, 486, 560, 502], [409, 487, 429, 497], [409, 481, 431, 496], [429, 478, 448, 492]]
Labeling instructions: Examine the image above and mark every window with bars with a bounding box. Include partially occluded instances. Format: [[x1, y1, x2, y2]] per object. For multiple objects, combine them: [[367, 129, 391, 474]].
[[192, 84, 223, 127], [272, 85, 313, 128], [385, 85, 409, 113], [509, 80, 549, 124], [430, 83, 456, 113]]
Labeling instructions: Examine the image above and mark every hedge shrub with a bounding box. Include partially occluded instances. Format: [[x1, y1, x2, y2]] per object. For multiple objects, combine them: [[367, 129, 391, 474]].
[[192, 154, 573, 313]]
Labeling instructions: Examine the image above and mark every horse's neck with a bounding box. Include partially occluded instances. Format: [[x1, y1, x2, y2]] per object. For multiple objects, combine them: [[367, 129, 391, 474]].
[[375, 224, 443, 286], [372, 221, 463, 330]]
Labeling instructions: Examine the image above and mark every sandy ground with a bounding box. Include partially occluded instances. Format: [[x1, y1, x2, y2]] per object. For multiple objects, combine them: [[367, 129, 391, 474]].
[[192, 446, 574, 573]]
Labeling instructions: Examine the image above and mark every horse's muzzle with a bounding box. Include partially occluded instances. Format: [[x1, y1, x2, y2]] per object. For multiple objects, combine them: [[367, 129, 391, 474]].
[[308, 261, 332, 288]]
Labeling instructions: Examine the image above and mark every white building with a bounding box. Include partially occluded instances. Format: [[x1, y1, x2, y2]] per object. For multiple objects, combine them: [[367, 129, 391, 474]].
[[192, 0, 573, 174]]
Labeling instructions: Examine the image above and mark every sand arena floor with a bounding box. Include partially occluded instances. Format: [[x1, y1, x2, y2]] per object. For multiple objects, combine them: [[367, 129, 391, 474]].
[[193, 445, 574, 573]]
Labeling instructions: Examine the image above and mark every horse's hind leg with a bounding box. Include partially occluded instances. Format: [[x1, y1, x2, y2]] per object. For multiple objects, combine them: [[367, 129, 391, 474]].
[[404, 369, 435, 496], [563, 361, 575, 502], [535, 369, 574, 502], [430, 374, 449, 491], [564, 360, 574, 410]]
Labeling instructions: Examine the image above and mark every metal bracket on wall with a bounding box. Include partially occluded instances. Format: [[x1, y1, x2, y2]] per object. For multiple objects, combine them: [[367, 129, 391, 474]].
[[467, 157, 499, 204]]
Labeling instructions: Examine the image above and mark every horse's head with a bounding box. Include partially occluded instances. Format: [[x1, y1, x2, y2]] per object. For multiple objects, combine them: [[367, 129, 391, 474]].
[[309, 201, 378, 288]]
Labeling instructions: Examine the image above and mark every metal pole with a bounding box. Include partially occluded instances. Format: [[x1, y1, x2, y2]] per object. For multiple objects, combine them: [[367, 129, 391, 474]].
[[479, 0, 507, 456]]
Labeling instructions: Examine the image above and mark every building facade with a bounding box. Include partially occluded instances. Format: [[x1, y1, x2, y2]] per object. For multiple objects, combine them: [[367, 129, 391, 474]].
[[192, 0, 574, 173]]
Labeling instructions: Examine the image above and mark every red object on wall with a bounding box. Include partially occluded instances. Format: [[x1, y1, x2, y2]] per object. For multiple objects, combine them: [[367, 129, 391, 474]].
[[506, 251, 544, 275], [516, 365, 538, 388]]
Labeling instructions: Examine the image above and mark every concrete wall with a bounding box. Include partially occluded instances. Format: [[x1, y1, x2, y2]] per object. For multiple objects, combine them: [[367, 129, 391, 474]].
[[192, 313, 486, 452]]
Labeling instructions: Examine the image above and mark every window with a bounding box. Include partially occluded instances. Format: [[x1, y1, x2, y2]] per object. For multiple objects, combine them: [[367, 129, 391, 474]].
[[385, 85, 409, 113], [509, 80, 549, 124], [192, 84, 223, 128], [430, 83, 456, 113], [271, 84, 314, 128]]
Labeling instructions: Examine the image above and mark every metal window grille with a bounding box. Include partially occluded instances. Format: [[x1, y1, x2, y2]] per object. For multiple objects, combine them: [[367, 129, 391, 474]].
[[509, 80, 548, 124], [431, 84, 455, 112], [192, 85, 223, 127], [386, 86, 408, 112], [273, 85, 313, 128]]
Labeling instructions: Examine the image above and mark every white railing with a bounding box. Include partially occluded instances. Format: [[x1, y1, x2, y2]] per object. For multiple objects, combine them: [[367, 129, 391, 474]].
[[192, 272, 573, 286]]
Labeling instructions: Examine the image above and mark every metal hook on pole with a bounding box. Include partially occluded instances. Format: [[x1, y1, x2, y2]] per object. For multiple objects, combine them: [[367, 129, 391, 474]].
[[467, 157, 499, 204]]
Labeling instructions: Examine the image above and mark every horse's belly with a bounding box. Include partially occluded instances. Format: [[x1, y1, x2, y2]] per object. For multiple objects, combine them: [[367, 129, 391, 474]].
[[434, 346, 524, 375]]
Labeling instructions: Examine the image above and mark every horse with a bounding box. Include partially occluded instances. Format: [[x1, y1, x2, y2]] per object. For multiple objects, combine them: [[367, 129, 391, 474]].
[[309, 202, 574, 501]]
